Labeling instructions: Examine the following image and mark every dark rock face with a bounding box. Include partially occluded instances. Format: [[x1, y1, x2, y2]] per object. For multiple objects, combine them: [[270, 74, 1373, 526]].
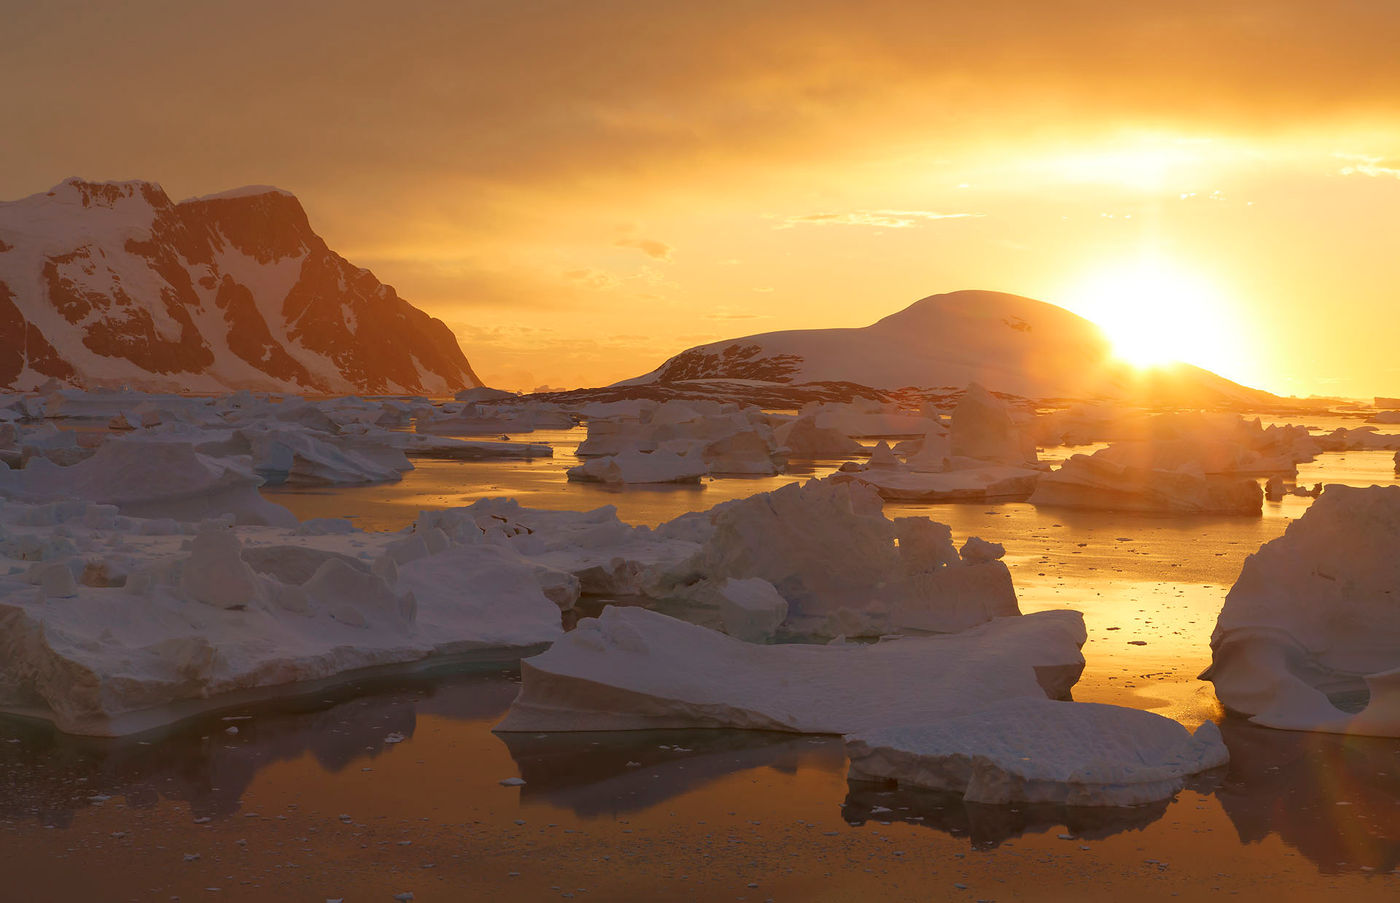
[[653, 343, 804, 383], [0, 178, 480, 394]]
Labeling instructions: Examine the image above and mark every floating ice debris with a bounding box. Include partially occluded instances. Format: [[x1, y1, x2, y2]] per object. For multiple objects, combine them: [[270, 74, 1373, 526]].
[[498, 777, 526, 786], [384, 732, 406, 744]]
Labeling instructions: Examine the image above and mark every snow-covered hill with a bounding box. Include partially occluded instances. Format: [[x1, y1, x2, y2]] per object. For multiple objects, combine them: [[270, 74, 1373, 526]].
[[0, 178, 480, 394], [619, 290, 1274, 406]]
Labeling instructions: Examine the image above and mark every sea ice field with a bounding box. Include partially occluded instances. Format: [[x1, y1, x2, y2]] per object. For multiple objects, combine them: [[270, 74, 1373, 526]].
[[1, 392, 1397, 901]]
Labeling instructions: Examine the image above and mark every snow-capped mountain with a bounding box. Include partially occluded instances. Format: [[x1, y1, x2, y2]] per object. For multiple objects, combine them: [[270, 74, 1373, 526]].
[[0, 178, 480, 394], [619, 290, 1275, 406]]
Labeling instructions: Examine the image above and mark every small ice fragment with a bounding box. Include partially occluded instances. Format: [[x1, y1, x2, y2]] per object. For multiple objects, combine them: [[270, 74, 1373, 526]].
[[384, 732, 406, 744], [224, 726, 239, 735], [184, 853, 201, 861], [498, 777, 526, 786]]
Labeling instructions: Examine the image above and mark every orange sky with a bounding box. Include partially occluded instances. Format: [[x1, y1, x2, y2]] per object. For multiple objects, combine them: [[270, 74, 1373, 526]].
[[2, 1, 1398, 396]]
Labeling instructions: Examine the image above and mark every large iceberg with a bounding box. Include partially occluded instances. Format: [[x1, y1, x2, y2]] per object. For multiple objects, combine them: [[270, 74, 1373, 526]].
[[1202, 484, 1400, 735]]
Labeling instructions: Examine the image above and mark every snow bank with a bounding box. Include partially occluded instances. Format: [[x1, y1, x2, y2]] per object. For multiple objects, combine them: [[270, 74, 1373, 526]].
[[1203, 484, 1400, 735], [846, 697, 1227, 806], [494, 605, 1086, 733]]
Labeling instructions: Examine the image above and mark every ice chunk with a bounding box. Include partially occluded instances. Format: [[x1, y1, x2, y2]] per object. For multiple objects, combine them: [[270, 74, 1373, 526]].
[[1030, 449, 1262, 515], [716, 577, 788, 642], [494, 606, 1086, 733], [846, 697, 1228, 806], [949, 384, 1037, 466], [1202, 484, 1400, 735], [655, 479, 1020, 635], [0, 438, 295, 526], [566, 448, 706, 484]]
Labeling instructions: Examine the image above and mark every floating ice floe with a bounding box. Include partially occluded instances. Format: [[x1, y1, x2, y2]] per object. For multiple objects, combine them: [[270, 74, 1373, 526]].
[[1202, 484, 1400, 736], [574, 400, 786, 476], [494, 605, 1087, 733], [826, 388, 1043, 503], [0, 499, 563, 735], [566, 448, 707, 485], [0, 438, 296, 526], [845, 697, 1228, 806], [1317, 426, 1400, 452], [651, 478, 1020, 636], [413, 498, 699, 600], [1029, 448, 1263, 515], [772, 416, 864, 458]]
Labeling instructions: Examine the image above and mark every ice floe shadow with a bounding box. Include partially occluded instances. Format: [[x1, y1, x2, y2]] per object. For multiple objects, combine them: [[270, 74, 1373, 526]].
[[497, 729, 844, 817], [0, 669, 520, 828], [841, 781, 1173, 848]]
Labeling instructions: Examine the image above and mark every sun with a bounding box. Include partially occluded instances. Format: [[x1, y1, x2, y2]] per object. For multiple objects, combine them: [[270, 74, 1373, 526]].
[[1059, 257, 1241, 373]]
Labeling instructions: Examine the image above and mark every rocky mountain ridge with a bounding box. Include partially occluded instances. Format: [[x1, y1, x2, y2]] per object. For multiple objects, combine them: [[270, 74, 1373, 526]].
[[0, 178, 480, 394]]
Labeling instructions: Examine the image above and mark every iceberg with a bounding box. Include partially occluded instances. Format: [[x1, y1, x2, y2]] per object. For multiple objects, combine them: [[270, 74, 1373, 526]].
[[1202, 484, 1400, 735]]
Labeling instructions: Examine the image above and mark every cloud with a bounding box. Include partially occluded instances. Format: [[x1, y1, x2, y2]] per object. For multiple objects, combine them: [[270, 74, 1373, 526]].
[[1336, 153, 1400, 179], [775, 210, 985, 228], [563, 267, 621, 290], [615, 237, 674, 260]]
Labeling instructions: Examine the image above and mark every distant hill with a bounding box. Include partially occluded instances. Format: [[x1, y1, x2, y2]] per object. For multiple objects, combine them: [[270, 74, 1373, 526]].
[[0, 178, 480, 394], [615, 290, 1278, 407]]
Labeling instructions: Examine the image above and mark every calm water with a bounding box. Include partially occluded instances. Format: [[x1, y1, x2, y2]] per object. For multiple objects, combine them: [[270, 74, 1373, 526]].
[[2, 426, 1398, 900]]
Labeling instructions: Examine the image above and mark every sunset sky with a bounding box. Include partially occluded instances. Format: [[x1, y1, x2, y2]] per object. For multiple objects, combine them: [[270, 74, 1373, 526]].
[[2, 1, 1397, 397]]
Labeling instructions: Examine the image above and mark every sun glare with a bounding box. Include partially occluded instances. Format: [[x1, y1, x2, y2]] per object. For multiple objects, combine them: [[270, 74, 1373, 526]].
[[1060, 258, 1242, 374]]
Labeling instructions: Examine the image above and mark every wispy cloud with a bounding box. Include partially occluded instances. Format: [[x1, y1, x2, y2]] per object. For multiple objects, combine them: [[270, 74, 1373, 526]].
[[563, 267, 620, 290], [773, 209, 985, 229], [615, 237, 674, 260], [1336, 153, 1400, 179]]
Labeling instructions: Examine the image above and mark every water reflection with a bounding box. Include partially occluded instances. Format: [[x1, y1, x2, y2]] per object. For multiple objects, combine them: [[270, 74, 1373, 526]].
[[1214, 718, 1400, 874], [498, 729, 843, 817], [4, 667, 1399, 879], [0, 670, 519, 828], [842, 782, 1172, 848]]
